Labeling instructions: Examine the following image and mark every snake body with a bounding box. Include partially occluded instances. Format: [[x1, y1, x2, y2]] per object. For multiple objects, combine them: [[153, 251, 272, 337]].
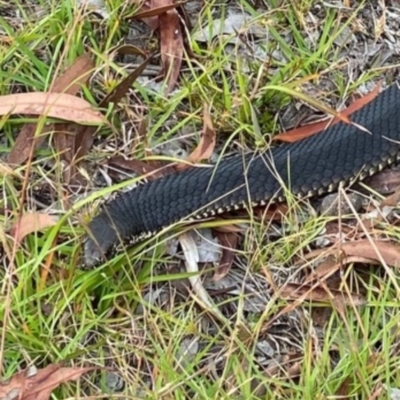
[[84, 83, 400, 266]]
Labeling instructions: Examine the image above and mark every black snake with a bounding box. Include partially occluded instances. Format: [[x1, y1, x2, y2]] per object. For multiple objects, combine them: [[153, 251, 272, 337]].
[[83, 83, 400, 266]]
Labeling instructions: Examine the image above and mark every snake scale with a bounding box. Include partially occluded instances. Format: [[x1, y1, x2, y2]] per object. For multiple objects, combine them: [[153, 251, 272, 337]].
[[84, 83, 400, 267]]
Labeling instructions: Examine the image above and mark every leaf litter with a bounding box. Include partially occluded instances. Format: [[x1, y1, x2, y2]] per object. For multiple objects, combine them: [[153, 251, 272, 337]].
[[8, 53, 95, 165], [133, 0, 184, 93], [9, 213, 58, 245], [175, 103, 216, 170], [74, 53, 155, 169], [132, 1, 185, 21], [273, 83, 382, 143], [178, 232, 226, 323], [280, 283, 365, 306], [4, 0, 400, 396], [109, 99, 217, 179], [0, 93, 105, 126], [0, 364, 100, 400], [155, 0, 183, 94]]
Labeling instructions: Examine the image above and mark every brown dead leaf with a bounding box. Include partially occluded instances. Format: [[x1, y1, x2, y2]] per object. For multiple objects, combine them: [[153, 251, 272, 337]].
[[100, 54, 154, 107], [52, 56, 95, 164], [280, 283, 365, 306], [343, 255, 383, 265], [111, 43, 147, 57], [254, 203, 288, 221], [0, 92, 104, 125], [133, 1, 185, 19], [52, 123, 81, 177], [135, 8, 159, 31], [368, 386, 385, 400], [264, 352, 304, 378], [50, 54, 94, 94], [304, 255, 342, 284], [340, 240, 400, 268], [303, 240, 400, 282], [152, 0, 183, 94], [176, 104, 216, 171], [379, 185, 400, 208], [367, 170, 400, 195], [8, 54, 95, 166], [73, 54, 154, 165], [274, 83, 381, 143], [129, 0, 184, 92], [10, 212, 58, 244], [213, 232, 238, 280], [0, 364, 99, 400], [108, 155, 174, 180], [286, 360, 303, 379], [262, 277, 366, 333], [335, 377, 352, 398]]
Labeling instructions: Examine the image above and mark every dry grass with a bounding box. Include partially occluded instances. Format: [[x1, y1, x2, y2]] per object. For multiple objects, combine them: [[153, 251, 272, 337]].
[[1, 0, 400, 399]]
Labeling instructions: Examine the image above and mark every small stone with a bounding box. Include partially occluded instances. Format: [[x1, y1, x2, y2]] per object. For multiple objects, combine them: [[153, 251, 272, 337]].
[[319, 193, 363, 217], [104, 371, 125, 392]]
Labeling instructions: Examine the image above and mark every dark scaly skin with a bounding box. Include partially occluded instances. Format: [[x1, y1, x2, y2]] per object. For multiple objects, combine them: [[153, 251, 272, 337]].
[[84, 83, 400, 266]]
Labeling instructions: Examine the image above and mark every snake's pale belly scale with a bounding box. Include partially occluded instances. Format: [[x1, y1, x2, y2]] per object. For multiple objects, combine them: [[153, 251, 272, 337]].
[[84, 83, 400, 266]]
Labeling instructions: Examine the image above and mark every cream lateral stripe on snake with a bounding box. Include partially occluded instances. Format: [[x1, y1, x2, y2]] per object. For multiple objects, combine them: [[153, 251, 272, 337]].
[[83, 82, 400, 267]]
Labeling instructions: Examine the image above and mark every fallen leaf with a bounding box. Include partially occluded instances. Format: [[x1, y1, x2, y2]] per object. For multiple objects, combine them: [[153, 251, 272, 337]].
[[340, 240, 400, 268], [213, 232, 238, 280], [129, 0, 184, 92], [99, 54, 154, 107], [8, 54, 94, 165], [304, 252, 392, 284], [264, 352, 304, 378], [73, 54, 154, 164], [343, 255, 383, 265], [52, 123, 81, 180], [52, 54, 95, 166], [176, 103, 216, 170], [262, 272, 366, 333], [303, 239, 400, 280], [0, 364, 99, 400], [10, 213, 58, 244], [132, 2, 184, 19], [367, 169, 400, 194], [380, 185, 400, 208], [280, 283, 365, 306], [286, 360, 303, 379], [49, 54, 94, 94], [334, 377, 352, 397], [110, 43, 147, 57], [133, 1, 186, 35], [153, 0, 183, 94], [179, 232, 226, 322], [253, 203, 288, 221], [274, 83, 381, 143], [0, 92, 105, 125], [304, 255, 342, 284], [134, 6, 159, 31], [108, 155, 173, 180]]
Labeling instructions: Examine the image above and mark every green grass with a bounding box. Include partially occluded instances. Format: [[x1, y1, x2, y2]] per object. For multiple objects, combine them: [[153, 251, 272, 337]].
[[1, 0, 400, 398]]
